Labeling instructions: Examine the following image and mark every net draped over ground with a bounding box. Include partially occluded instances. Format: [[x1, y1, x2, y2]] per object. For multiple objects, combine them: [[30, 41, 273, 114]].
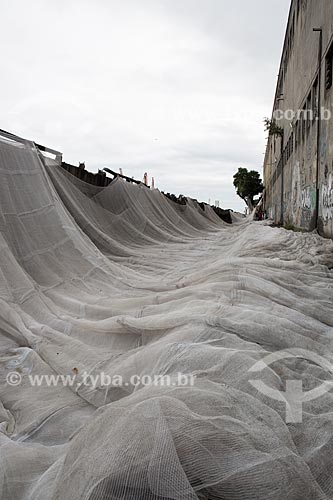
[[0, 136, 333, 500]]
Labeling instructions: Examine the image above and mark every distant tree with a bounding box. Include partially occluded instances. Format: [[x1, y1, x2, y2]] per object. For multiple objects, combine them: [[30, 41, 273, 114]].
[[233, 168, 264, 211]]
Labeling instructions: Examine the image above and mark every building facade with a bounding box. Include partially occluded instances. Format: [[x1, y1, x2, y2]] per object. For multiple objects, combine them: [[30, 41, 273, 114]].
[[263, 0, 333, 238]]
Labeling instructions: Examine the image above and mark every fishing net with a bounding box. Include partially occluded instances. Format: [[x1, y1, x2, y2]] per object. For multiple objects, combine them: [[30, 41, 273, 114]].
[[1, 131, 333, 499]]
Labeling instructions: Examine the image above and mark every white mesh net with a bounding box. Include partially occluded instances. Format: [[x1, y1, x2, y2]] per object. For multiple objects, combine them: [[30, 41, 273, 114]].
[[0, 133, 333, 499]]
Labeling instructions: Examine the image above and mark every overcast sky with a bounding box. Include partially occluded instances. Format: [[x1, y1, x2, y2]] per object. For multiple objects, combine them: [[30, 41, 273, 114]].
[[1, 0, 290, 211]]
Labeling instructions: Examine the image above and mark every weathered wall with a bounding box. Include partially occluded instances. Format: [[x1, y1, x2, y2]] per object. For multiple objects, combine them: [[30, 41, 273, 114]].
[[264, 0, 333, 238], [61, 162, 112, 187], [60, 161, 232, 223]]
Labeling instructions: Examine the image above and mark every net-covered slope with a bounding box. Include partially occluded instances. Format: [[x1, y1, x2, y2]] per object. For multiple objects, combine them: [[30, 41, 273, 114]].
[[1, 135, 333, 500]]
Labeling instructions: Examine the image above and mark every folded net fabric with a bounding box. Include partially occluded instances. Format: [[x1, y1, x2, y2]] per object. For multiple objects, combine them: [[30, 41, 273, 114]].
[[0, 134, 333, 499]]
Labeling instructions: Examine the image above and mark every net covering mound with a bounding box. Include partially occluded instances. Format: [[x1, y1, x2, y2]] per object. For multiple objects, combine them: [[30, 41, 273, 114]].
[[0, 135, 333, 500]]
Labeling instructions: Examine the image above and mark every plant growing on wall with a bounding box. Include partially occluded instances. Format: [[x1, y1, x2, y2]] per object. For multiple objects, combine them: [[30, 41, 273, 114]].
[[233, 168, 264, 211], [264, 117, 284, 138]]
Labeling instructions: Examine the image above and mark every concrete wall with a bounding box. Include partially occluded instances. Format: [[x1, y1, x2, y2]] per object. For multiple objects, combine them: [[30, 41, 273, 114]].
[[263, 0, 333, 238], [61, 162, 112, 187]]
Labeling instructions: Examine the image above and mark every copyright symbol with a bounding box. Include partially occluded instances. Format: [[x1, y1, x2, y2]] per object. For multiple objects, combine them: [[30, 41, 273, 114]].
[[6, 372, 22, 386]]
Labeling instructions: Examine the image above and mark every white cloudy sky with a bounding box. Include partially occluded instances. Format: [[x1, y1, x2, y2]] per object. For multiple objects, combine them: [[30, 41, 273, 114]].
[[1, 0, 290, 211]]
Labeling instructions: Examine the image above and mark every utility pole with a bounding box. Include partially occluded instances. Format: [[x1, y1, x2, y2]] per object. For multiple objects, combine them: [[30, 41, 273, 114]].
[[280, 129, 284, 225], [313, 28, 323, 231]]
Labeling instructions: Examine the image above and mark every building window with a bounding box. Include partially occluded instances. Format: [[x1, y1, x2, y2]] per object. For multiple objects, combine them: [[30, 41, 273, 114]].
[[302, 104, 306, 142], [298, 117, 302, 145], [306, 92, 312, 132], [278, 71, 284, 97], [291, 132, 294, 155], [325, 44, 333, 90], [312, 78, 318, 118]]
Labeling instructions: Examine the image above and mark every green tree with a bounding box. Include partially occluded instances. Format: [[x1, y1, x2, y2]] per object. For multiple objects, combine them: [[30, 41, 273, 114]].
[[263, 117, 284, 138], [233, 168, 264, 211]]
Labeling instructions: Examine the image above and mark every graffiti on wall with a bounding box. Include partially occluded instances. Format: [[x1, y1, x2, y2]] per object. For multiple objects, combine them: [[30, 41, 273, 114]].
[[301, 186, 314, 210], [290, 161, 317, 227], [291, 162, 301, 224], [322, 174, 333, 221], [299, 185, 316, 226]]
